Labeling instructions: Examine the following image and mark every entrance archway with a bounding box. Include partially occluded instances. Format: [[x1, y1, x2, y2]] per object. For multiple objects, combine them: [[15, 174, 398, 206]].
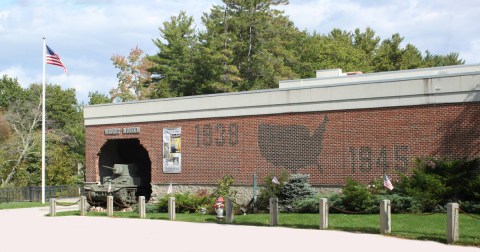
[[98, 138, 151, 201]]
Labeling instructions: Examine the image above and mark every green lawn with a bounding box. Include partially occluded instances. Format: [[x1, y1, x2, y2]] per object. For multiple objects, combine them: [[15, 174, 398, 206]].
[[54, 211, 480, 246], [0, 202, 46, 209]]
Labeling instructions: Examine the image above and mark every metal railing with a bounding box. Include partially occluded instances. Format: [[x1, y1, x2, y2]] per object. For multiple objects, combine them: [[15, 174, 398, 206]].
[[0, 185, 83, 203]]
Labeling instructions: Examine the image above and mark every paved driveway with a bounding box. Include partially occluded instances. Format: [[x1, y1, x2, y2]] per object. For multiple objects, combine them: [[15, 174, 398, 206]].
[[0, 207, 478, 252]]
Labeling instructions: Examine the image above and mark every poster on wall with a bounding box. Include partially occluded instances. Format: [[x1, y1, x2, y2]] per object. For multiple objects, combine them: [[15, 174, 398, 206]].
[[163, 127, 182, 173]]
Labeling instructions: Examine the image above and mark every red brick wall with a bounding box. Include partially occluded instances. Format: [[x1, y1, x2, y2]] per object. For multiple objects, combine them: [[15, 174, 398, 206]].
[[85, 102, 480, 186]]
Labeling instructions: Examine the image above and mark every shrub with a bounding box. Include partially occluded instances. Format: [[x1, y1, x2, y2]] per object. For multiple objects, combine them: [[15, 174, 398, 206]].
[[404, 170, 446, 212], [327, 178, 382, 214], [256, 172, 318, 212], [459, 201, 480, 214], [158, 191, 215, 213], [291, 195, 319, 213], [340, 178, 378, 213], [398, 157, 480, 212], [212, 175, 236, 198], [387, 194, 421, 213], [278, 174, 317, 212], [256, 171, 289, 210], [136, 202, 161, 213], [325, 157, 480, 214]]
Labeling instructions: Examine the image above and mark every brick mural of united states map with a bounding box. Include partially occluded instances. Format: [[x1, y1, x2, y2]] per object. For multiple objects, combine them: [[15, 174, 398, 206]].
[[258, 116, 328, 172]]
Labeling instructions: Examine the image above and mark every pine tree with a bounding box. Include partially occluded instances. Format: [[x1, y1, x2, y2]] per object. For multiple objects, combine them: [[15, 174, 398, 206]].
[[201, 0, 300, 91], [278, 174, 316, 211], [149, 11, 199, 97]]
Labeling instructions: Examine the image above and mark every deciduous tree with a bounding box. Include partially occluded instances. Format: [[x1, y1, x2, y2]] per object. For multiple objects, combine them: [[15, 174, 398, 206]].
[[110, 46, 155, 102], [1, 96, 41, 187]]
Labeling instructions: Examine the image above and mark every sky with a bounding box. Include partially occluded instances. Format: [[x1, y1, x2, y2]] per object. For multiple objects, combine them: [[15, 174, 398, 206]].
[[1, 0, 479, 104]]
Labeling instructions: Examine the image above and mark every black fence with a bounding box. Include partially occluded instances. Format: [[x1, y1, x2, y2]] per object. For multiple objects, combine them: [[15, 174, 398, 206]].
[[0, 185, 83, 203]]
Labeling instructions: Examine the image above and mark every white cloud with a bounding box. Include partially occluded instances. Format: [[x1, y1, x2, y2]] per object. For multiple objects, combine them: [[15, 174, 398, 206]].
[[0, 10, 9, 31], [461, 39, 480, 64], [1, 0, 479, 107], [48, 73, 116, 104], [0, 65, 37, 88], [283, 0, 480, 63]]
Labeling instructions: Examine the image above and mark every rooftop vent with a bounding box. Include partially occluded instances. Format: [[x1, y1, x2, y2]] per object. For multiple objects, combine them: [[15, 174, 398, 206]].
[[315, 68, 363, 78]]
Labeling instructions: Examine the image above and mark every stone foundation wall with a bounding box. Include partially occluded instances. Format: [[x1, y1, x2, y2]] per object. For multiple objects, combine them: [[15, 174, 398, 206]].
[[150, 184, 342, 205]]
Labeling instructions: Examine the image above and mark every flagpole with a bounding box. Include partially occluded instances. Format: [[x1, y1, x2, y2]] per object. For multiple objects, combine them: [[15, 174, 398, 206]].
[[41, 37, 46, 204]]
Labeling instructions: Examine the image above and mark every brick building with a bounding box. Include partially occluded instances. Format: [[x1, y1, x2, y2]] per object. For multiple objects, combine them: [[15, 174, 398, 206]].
[[84, 64, 480, 200]]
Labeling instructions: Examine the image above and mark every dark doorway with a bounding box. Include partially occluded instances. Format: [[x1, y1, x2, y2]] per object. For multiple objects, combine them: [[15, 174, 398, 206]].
[[98, 138, 151, 199]]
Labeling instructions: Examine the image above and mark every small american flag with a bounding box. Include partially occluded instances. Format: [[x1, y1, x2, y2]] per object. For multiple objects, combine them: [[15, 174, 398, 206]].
[[272, 176, 280, 185], [45, 45, 68, 73], [384, 175, 394, 190]]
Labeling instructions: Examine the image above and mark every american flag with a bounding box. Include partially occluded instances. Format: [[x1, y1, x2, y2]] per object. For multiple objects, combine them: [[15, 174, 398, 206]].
[[272, 176, 280, 185], [384, 175, 394, 190], [45, 45, 68, 73]]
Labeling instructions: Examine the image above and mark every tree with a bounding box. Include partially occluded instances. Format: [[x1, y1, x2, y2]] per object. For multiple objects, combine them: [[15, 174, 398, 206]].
[[88, 91, 111, 105], [45, 132, 79, 185], [372, 33, 441, 71], [373, 33, 405, 71], [46, 85, 81, 129], [1, 95, 42, 187], [0, 111, 11, 143], [293, 28, 372, 77], [110, 46, 155, 102], [149, 11, 199, 98], [353, 27, 381, 73], [134, 3, 465, 100], [0, 75, 23, 110], [0, 83, 84, 186], [201, 0, 299, 91], [423, 51, 465, 67], [197, 6, 241, 93]]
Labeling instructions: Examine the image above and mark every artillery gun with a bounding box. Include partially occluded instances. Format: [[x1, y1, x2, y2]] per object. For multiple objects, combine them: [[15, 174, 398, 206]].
[[84, 163, 151, 207]]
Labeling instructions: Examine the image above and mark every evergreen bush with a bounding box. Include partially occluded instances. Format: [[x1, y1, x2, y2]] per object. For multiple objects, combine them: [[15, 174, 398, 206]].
[[291, 195, 320, 213], [398, 157, 480, 212], [278, 174, 317, 212], [329, 178, 378, 214]]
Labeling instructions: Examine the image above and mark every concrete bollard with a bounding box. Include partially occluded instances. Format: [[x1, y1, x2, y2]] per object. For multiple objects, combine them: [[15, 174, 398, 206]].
[[319, 198, 328, 230], [226, 197, 234, 224], [49, 198, 56, 217], [139, 196, 146, 219], [447, 203, 459, 244], [168, 197, 176, 220], [269, 197, 279, 227], [380, 199, 391, 234], [107, 196, 113, 217], [79, 196, 86, 216]]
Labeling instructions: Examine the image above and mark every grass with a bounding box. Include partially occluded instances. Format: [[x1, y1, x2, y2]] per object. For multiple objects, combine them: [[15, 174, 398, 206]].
[[0, 201, 46, 210], [54, 210, 480, 246]]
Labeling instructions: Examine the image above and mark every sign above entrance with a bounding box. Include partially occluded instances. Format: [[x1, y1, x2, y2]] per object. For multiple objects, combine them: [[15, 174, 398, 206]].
[[104, 127, 140, 135], [123, 127, 140, 134], [104, 128, 121, 135]]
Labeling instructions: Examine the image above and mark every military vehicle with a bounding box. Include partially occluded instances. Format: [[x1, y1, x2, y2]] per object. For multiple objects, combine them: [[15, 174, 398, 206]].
[[84, 163, 151, 207]]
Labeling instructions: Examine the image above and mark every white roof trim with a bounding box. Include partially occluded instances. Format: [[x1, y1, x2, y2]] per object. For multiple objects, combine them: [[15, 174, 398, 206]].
[[84, 64, 480, 126]]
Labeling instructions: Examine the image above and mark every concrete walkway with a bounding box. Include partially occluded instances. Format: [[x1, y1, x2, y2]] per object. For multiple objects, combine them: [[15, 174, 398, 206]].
[[0, 207, 478, 252]]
